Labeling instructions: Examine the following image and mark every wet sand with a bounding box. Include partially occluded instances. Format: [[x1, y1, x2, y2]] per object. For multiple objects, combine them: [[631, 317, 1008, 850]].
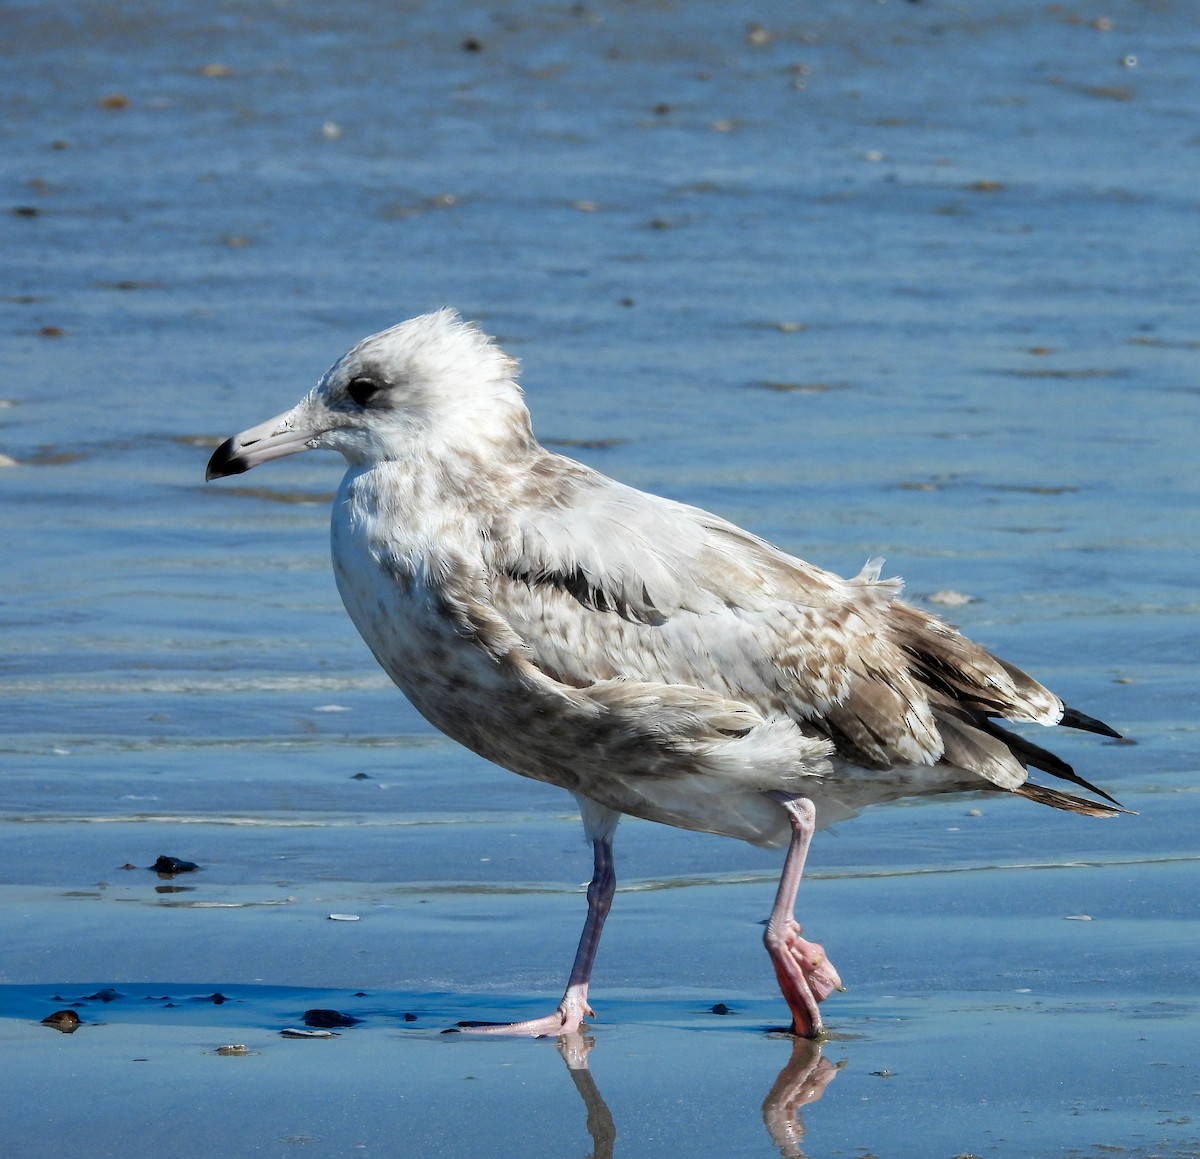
[[3, 787, 1198, 1156], [3, 849, 1198, 1157]]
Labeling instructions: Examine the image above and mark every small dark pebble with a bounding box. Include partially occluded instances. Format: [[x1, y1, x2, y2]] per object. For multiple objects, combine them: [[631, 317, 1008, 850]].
[[461, 36, 484, 51], [303, 1008, 361, 1028], [403, 1012, 418, 1022], [710, 1003, 732, 1015], [12, 206, 40, 217], [42, 1010, 81, 1033], [84, 988, 122, 1003], [351, 771, 370, 780], [151, 855, 199, 875], [197, 992, 227, 1005], [154, 885, 195, 894], [353, 992, 369, 998]]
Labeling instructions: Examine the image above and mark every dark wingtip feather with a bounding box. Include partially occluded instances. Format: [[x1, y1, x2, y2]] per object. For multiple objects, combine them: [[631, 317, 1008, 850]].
[[1060, 705, 1122, 740], [985, 720, 1125, 810]]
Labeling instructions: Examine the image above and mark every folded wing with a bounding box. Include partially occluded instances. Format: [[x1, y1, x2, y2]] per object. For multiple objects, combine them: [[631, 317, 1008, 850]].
[[485, 453, 1120, 814]]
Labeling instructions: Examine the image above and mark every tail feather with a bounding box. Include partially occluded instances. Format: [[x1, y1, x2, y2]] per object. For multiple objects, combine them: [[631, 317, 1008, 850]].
[[984, 720, 1124, 809], [923, 682, 1123, 814], [934, 710, 1026, 790], [885, 600, 1124, 817], [890, 603, 1062, 724], [1009, 781, 1131, 818]]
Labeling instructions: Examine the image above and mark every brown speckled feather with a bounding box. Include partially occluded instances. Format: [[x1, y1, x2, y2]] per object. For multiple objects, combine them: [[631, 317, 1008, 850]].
[[485, 448, 1117, 817], [209, 310, 1123, 845]]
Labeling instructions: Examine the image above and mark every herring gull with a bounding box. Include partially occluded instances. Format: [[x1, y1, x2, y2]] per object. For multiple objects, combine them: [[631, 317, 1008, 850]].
[[206, 309, 1123, 1038]]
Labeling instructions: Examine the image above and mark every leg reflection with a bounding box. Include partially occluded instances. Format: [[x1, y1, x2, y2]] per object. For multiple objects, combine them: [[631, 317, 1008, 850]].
[[558, 1031, 616, 1159], [550, 1028, 839, 1159], [761, 1037, 841, 1159]]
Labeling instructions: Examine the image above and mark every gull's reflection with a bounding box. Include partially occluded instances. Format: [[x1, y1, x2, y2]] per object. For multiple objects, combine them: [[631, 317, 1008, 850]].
[[761, 1037, 841, 1158], [557, 1032, 616, 1159], [553, 1030, 839, 1159]]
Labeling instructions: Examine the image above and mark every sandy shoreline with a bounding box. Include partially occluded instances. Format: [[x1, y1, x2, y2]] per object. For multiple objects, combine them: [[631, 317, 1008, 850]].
[[4, 853, 1197, 1156]]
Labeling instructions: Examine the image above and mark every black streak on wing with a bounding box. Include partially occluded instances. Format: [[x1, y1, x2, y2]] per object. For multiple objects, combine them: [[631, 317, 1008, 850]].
[[504, 563, 666, 626]]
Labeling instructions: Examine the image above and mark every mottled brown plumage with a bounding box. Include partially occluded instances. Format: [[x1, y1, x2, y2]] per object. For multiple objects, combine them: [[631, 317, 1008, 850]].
[[206, 310, 1123, 1038]]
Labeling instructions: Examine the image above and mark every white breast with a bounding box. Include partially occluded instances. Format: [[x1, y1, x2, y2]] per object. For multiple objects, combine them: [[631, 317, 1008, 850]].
[[329, 466, 522, 750]]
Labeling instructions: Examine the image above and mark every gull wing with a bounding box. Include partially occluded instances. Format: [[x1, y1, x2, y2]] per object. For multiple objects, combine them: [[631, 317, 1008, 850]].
[[485, 453, 1118, 807]]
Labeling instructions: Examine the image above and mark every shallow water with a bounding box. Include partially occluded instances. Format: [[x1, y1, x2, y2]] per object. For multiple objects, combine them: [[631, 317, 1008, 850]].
[[2, 0, 1198, 1155]]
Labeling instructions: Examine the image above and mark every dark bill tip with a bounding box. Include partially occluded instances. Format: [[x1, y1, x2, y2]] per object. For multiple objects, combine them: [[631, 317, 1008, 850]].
[[205, 437, 251, 481]]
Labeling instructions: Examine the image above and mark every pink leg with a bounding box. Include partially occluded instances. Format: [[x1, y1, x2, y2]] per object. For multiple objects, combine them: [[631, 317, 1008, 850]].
[[454, 835, 615, 1037], [763, 795, 843, 1038]]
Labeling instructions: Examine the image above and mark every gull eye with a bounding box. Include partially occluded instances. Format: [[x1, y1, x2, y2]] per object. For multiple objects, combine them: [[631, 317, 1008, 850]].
[[346, 376, 383, 407]]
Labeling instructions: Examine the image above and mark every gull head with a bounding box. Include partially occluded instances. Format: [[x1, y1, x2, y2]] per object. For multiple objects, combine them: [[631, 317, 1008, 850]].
[[206, 309, 528, 480]]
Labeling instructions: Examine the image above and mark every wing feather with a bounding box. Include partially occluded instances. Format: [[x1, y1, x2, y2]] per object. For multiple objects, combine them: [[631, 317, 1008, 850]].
[[484, 452, 1117, 808]]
